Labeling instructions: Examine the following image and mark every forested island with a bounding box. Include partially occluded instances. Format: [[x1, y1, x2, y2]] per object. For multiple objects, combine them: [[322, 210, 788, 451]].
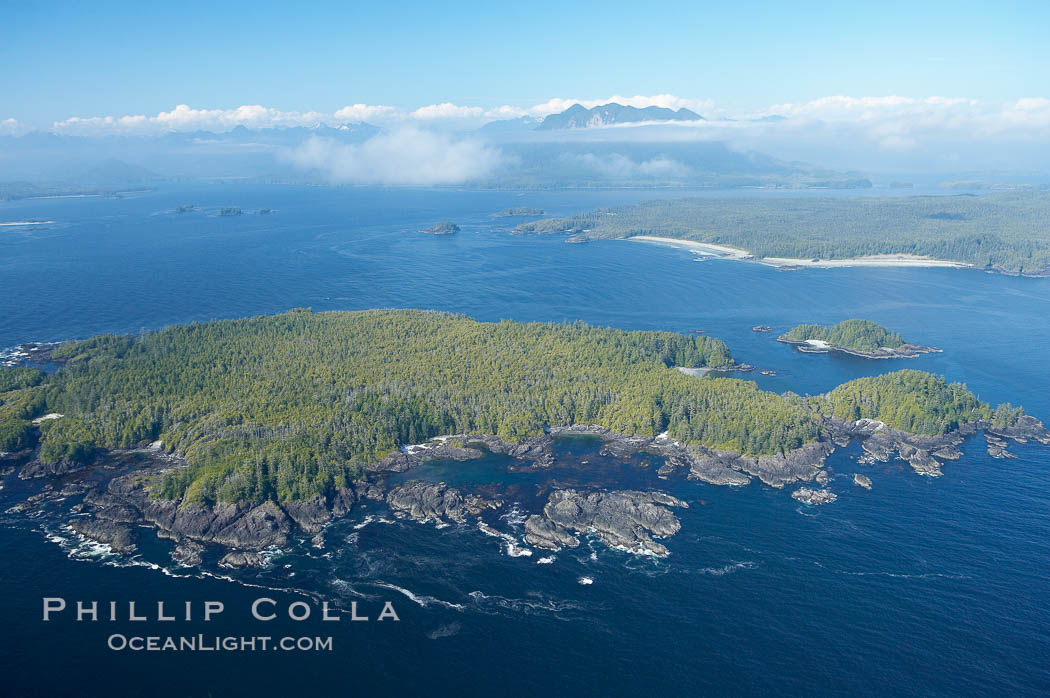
[[492, 207, 545, 218], [1, 310, 1045, 562], [421, 221, 460, 235], [513, 192, 1050, 275], [778, 319, 941, 359]]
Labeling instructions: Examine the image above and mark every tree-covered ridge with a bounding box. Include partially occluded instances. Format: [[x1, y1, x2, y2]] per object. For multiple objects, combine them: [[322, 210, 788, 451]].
[[783, 320, 905, 351], [513, 192, 1050, 274], [0, 313, 1026, 506], [9, 310, 754, 503], [812, 370, 1001, 436], [0, 367, 45, 452], [0, 366, 44, 393]]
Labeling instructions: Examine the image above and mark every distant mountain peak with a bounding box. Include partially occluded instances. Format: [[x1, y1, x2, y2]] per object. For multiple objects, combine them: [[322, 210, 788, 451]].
[[536, 102, 704, 130]]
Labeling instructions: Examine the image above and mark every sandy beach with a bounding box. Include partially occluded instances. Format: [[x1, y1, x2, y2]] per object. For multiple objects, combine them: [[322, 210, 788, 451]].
[[761, 253, 971, 269], [629, 236, 751, 259], [629, 235, 971, 269]]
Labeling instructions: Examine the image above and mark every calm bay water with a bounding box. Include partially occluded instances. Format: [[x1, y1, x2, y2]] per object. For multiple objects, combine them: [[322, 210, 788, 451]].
[[1, 184, 1049, 696]]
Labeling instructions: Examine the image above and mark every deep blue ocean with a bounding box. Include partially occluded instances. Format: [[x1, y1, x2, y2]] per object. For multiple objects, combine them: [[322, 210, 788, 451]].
[[1, 184, 1049, 696]]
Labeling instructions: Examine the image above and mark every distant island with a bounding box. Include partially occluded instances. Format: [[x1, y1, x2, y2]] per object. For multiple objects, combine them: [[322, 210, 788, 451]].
[[0, 182, 154, 201], [421, 221, 460, 235], [777, 319, 941, 359], [1, 309, 1045, 563], [492, 207, 545, 218], [513, 192, 1050, 276]]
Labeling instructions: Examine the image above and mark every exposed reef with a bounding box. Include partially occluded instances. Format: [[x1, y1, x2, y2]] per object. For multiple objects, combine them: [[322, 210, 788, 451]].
[[791, 487, 837, 505], [853, 473, 873, 490]]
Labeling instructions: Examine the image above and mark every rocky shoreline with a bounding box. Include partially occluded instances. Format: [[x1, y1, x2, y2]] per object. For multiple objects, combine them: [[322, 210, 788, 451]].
[[776, 336, 942, 359], [2, 414, 1047, 568]]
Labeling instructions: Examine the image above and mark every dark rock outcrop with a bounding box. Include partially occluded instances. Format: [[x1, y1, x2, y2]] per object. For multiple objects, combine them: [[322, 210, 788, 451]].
[[991, 415, 1050, 445], [653, 440, 831, 488], [20, 457, 96, 480], [791, 487, 837, 505], [219, 550, 268, 568], [67, 517, 136, 553], [829, 418, 963, 477], [207, 501, 290, 549], [367, 440, 487, 473], [283, 496, 331, 534], [172, 540, 205, 566], [82, 469, 293, 551], [984, 433, 1016, 459], [523, 514, 580, 550], [386, 481, 499, 525], [534, 488, 686, 556]]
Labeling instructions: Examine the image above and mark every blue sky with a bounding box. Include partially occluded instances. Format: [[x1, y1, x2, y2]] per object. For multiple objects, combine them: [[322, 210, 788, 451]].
[[2, 0, 1047, 126]]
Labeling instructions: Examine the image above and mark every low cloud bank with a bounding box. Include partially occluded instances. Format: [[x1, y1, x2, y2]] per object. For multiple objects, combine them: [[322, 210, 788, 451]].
[[284, 128, 502, 185], [559, 152, 692, 179], [19, 93, 1050, 173]]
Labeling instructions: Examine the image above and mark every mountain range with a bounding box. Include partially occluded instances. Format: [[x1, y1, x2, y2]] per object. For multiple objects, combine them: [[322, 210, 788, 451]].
[[535, 103, 704, 130], [0, 103, 874, 190]]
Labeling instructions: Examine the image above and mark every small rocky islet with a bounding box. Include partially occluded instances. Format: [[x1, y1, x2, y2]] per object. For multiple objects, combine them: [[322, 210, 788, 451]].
[[420, 221, 460, 235], [776, 319, 941, 359]]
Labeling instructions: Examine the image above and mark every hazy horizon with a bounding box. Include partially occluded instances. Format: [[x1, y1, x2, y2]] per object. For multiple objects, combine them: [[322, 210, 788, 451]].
[[4, 1, 1049, 182]]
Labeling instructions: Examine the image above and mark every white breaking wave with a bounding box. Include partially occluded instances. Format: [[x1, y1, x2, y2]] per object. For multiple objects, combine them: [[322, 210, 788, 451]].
[[468, 590, 585, 617], [696, 561, 758, 576], [370, 582, 464, 610], [352, 514, 396, 530], [477, 521, 533, 557]]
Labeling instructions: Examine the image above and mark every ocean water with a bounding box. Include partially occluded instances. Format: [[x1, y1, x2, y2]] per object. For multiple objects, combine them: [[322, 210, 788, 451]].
[[1, 184, 1049, 696]]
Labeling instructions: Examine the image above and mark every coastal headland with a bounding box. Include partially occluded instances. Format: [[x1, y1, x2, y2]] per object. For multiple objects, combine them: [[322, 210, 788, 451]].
[[2, 310, 1046, 568]]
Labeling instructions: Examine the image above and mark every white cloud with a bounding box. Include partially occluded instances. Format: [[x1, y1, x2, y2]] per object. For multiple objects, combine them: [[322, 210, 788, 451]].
[[53, 104, 335, 135], [559, 152, 692, 179], [334, 104, 399, 122], [481, 105, 531, 120], [742, 95, 1050, 153], [681, 95, 1050, 170], [411, 102, 484, 120], [0, 118, 23, 135], [284, 128, 503, 185]]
